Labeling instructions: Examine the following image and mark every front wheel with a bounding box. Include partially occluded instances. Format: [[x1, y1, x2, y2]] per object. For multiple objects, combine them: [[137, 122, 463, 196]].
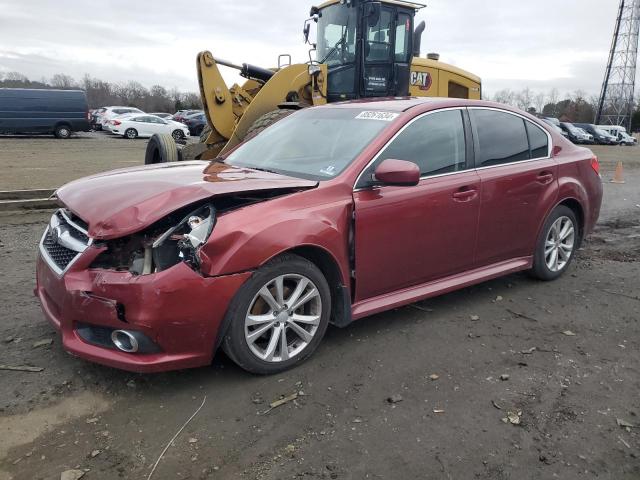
[[530, 206, 579, 281], [222, 254, 331, 374]]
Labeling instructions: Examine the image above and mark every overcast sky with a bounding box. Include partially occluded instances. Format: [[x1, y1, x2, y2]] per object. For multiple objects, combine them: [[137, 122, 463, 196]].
[[0, 0, 622, 97]]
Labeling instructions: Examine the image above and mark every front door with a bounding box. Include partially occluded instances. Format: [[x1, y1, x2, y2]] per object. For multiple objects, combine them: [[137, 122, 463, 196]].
[[353, 108, 480, 301]]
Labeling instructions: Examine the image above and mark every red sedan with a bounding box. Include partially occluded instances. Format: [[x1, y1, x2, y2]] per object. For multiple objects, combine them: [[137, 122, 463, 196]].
[[36, 98, 603, 374]]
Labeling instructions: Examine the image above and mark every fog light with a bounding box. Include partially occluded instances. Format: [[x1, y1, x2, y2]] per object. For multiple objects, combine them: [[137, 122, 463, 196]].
[[111, 330, 139, 353]]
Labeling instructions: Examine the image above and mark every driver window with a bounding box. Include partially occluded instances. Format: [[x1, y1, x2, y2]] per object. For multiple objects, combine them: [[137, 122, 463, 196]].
[[366, 10, 392, 62], [359, 110, 467, 187]]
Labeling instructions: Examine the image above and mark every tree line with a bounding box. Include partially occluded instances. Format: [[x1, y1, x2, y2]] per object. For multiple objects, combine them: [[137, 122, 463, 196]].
[[491, 87, 640, 131], [0, 71, 202, 113]]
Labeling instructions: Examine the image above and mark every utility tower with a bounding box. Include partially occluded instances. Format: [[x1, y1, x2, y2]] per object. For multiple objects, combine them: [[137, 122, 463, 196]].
[[595, 0, 640, 130]]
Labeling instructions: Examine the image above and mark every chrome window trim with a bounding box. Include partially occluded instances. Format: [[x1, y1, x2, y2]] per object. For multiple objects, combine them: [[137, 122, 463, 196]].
[[39, 209, 93, 277], [353, 107, 467, 191], [466, 106, 553, 161], [353, 105, 554, 192]]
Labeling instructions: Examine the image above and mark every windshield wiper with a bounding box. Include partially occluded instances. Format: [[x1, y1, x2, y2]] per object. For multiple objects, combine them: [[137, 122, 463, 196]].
[[321, 21, 349, 63], [247, 166, 280, 175]]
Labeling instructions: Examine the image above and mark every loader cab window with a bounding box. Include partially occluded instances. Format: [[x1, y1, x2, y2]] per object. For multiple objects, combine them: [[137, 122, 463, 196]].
[[317, 5, 357, 67], [366, 9, 392, 61], [395, 14, 412, 62]]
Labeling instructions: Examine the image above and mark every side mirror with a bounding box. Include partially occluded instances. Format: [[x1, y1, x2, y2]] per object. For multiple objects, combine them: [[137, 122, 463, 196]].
[[374, 159, 420, 186], [303, 21, 311, 44]]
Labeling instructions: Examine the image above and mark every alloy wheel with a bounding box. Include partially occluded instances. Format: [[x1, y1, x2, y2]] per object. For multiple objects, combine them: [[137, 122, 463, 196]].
[[544, 216, 575, 272], [244, 274, 321, 363]]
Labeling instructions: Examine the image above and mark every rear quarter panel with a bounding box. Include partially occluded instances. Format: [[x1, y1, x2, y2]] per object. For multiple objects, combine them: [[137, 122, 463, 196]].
[[555, 145, 602, 235]]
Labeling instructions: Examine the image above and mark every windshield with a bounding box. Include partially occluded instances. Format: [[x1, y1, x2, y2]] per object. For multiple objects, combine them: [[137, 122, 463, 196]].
[[317, 4, 357, 66], [225, 108, 395, 181], [595, 128, 610, 137], [564, 123, 579, 134]]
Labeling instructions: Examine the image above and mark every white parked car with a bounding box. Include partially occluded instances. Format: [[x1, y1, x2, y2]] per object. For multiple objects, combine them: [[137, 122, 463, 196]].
[[110, 114, 190, 140], [100, 107, 145, 131]]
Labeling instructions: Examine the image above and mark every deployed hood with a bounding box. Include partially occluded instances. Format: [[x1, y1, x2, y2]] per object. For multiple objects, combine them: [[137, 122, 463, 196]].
[[56, 161, 317, 239]]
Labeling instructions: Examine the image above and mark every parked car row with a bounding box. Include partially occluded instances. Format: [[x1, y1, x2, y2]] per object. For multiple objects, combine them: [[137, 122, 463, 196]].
[[541, 116, 636, 146], [91, 106, 191, 140]]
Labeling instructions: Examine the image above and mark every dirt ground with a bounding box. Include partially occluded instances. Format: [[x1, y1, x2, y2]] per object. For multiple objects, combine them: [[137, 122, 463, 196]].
[[0, 137, 639, 480]]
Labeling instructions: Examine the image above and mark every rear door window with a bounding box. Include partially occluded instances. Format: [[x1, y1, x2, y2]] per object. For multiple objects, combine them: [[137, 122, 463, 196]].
[[526, 121, 549, 159], [470, 109, 530, 167]]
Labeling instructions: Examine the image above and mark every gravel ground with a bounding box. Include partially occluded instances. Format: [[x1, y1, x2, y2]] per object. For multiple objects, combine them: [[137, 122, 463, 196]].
[[0, 141, 639, 480]]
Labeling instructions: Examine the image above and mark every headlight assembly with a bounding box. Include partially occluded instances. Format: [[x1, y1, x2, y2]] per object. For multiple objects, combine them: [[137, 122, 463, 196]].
[[91, 203, 216, 275]]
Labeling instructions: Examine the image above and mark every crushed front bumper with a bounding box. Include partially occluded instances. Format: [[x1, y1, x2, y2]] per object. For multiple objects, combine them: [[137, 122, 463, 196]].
[[35, 247, 251, 373]]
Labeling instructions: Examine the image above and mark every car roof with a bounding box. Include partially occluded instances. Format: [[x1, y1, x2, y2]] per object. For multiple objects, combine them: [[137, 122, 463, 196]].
[[324, 97, 529, 114]]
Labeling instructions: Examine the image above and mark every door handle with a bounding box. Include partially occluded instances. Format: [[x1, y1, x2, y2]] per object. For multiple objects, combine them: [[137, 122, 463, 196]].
[[452, 187, 478, 202], [536, 171, 554, 184]]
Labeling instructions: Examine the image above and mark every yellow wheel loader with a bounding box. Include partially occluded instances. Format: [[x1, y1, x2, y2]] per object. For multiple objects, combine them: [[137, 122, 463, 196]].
[[146, 0, 481, 163]]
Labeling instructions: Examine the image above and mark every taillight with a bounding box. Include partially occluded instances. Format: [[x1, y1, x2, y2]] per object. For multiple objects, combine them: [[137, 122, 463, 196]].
[[590, 156, 600, 175], [113, 120, 121, 126], [87, 111, 91, 121]]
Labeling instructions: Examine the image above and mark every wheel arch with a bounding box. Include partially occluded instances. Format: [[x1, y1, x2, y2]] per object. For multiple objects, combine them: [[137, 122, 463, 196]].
[[53, 121, 72, 134], [266, 245, 353, 328], [535, 196, 586, 250], [557, 197, 585, 243]]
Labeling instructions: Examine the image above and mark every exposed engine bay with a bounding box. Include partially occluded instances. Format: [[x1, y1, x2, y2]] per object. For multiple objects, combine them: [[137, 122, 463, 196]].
[[89, 190, 299, 275]]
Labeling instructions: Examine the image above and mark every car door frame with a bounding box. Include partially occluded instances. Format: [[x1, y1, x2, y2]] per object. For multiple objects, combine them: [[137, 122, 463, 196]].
[[351, 106, 481, 303], [467, 106, 559, 267]]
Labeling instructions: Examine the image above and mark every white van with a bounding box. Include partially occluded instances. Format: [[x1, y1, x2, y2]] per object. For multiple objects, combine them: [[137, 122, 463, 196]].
[[597, 125, 637, 146]]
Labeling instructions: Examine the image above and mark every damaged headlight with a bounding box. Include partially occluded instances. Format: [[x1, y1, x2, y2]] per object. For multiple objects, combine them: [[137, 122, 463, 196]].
[[93, 204, 216, 276], [136, 203, 216, 275]]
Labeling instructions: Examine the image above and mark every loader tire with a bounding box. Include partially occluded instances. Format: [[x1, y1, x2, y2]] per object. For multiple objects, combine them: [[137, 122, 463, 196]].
[[145, 133, 178, 164], [182, 141, 226, 161], [199, 124, 212, 143], [244, 109, 295, 141]]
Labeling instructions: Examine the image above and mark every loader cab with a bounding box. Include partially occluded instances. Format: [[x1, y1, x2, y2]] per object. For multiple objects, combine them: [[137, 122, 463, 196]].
[[313, 0, 423, 102]]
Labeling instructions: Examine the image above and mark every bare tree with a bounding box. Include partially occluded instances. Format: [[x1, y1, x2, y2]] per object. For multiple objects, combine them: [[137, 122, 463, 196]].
[[50, 73, 77, 89]]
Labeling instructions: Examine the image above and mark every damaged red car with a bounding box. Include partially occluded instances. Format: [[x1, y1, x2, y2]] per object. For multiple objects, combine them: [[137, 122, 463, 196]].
[[36, 98, 603, 374]]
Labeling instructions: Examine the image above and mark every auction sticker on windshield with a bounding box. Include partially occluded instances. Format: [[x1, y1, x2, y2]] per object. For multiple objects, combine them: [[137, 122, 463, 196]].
[[355, 111, 400, 122]]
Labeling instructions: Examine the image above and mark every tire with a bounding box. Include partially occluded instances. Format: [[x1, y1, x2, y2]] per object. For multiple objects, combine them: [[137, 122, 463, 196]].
[[144, 133, 178, 164], [171, 129, 184, 141], [530, 205, 579, 281], [222, 254, 331, 374], [124, 128, 138, 140], [244, 109, 295, 142], [54, 124, 71, 139], [199, 123, 212, 143]]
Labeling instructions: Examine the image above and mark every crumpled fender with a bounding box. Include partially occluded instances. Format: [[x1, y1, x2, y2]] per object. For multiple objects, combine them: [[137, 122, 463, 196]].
[[199, 183, 353, 286]]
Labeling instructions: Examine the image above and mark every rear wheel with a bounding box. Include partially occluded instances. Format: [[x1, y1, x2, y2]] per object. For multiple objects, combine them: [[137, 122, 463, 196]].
[[144, 133, 178, 164], [125, 128, 138, 139], [171, 129, 185, 141], [222, 254, 331, 374], [530, 205, 579, 281], [54, 125, 71, 139]]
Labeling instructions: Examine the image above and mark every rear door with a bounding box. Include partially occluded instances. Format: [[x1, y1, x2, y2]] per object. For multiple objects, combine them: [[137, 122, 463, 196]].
[[353, 108, 480, 301], [469, 108, 558, 266]]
